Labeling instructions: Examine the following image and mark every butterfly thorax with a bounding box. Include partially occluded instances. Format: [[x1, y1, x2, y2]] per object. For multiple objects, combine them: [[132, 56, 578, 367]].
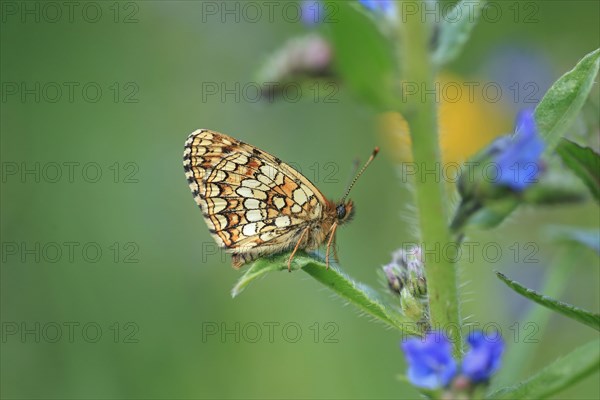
[[302, 199, 351, 244]]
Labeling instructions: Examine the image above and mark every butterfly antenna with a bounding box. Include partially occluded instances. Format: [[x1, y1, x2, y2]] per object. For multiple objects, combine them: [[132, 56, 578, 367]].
[[341, 147, 379, 203], [344, 157, 361, 191]]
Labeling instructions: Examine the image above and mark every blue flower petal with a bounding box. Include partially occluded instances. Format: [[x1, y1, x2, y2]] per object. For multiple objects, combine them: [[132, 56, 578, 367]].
[[493, 109, 545, 191], [401, 332, 457, 389], [462, 331, 505, 383]]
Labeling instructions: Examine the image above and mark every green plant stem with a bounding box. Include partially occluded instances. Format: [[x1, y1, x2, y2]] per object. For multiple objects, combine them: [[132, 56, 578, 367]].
[[399, 9, 462, 354]]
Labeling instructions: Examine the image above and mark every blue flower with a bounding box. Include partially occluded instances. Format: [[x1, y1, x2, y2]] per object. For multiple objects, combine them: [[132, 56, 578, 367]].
[[493, 109, 545, 191], [401, 332, 457, 389], [359, 0, 396, 17], [462, 331, 505, 383]]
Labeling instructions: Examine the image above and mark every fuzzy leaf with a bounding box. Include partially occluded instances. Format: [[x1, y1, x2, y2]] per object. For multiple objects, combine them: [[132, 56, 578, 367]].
[[556, 138, 600, 201], [488, 338, 600, 399], [301, 262, 419, 334], [535, 48, 600, 153], [232, 252, 420, 335], [492, 248, 576, 391], [432, 0, 485, 66], [231, 255, 291, 298], [496, 272, 600, 331], [327, 1, 397, 109]]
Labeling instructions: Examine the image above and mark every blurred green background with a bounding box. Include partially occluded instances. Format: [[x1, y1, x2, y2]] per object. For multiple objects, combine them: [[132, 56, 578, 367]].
[[1, 1, 599, 399]]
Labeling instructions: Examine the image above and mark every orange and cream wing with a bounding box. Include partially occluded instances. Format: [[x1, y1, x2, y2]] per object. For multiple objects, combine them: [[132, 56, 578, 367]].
[[183, 129, 327, 254]]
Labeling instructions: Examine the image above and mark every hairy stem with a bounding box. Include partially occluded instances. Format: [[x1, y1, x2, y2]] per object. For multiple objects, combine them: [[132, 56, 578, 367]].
[[399, 9, 462, 354]]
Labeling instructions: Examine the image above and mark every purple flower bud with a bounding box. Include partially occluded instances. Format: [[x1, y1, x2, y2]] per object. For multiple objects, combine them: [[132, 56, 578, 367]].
[[383, 263, 404, 294], [462, 331, 505, 383], [382, 247, 427, 298], [401, 332, 457, 389], [257, 34, 333, 99]]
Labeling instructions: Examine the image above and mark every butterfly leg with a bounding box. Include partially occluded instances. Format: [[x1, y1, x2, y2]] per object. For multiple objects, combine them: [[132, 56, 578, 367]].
[[332, 234, 339, 264], [287, 227, 310, 272], [325, 223, 338, 270]]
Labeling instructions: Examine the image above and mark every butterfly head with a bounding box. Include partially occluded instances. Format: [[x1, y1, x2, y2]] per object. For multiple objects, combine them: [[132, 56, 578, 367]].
[[335, 200, 355, 224]]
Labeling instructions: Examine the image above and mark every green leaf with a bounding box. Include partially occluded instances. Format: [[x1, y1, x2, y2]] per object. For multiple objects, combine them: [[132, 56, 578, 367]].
[[326, 1, 397, 109], [496, 272, 600, 331], [301, 263, 419, 334], [492, 248, 577, 391], [556, 138, 600, 201], [547, 225, 600, 255], [467, 198, 519, 229], [488, 338, 600, 399], [432, 0, 485, 66], [232, 252, 420, 335], [535, 48, 600, 153], [450, 197, 519, 233], [231, 254, 291, 298], [522, 178, 588, 205]]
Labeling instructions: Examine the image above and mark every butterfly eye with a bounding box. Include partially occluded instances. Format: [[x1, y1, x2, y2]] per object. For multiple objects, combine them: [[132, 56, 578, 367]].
[[336, 204, 346, 219]]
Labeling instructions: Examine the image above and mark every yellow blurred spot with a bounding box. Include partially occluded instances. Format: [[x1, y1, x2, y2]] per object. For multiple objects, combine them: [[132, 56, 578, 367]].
[[379, 73, 512, 165]]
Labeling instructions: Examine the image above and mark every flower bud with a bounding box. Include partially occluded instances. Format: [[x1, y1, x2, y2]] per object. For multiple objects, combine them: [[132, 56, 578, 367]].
[[256, 33, 333, 101], [452, 110, 546, 232], [382, 246, 427, 298], [400, 287, 426, 321]]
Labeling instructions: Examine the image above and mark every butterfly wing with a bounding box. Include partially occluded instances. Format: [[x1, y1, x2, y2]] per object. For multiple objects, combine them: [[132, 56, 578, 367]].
[[183, 129, 330, 266]]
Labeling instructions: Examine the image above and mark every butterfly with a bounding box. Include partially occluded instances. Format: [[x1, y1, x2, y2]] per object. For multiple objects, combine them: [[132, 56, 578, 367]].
[[183, 129, 378, 271]]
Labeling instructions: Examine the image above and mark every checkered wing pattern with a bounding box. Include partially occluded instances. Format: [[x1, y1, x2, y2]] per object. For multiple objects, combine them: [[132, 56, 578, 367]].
[[183, 129, 328, 266]]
